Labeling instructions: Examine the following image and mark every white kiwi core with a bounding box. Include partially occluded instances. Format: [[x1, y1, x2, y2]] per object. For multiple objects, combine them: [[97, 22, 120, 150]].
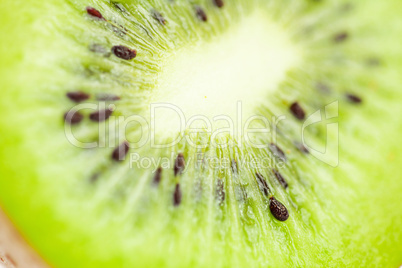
[[150, 14, 301, 136]]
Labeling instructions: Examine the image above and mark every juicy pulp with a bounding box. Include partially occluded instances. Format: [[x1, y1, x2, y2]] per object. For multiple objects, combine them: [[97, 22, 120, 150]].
[[0, 0, 402, 267]]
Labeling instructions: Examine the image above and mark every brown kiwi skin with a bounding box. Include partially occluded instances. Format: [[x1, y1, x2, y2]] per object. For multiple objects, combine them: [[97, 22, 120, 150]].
[[0, 207, 50, 268]]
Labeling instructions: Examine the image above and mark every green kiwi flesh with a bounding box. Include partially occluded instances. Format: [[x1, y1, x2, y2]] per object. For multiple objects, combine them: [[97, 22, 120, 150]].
[[1, 0, 402, 267]]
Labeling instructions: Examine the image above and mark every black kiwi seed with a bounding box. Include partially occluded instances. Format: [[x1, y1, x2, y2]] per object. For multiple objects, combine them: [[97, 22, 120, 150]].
[[333, 31, 349, 43], [66, 91, 90, 102], [269, 143, 286, 161], [231, 159, 238, 174], [64, 111, 83, 125], [290, 102, 306, 120], [153, 167, 162, 185], [173, 184, 182, 206], [89, 108, 113, 122], [216, 179, 225, 205], [256, 173, 270, 196], [273, 169, 288, 189], [111, 141, 130, 161], [346, 94, 362, 104], [195, 6, 208, 22], [86, 7, 105, 20], [111, 45, 137, 60], [213, 0, 224, 8], [152, 10, 167, 25], [174, 153, 185, 176], [269, 197, 289, 221]]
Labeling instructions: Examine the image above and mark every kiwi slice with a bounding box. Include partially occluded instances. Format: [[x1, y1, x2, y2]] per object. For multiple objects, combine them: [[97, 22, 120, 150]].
[[1, 0, 402, 267]]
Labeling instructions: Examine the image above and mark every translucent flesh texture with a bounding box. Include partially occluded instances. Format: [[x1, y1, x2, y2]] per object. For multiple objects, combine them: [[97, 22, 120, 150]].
[[0, 0, 402, 267]]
